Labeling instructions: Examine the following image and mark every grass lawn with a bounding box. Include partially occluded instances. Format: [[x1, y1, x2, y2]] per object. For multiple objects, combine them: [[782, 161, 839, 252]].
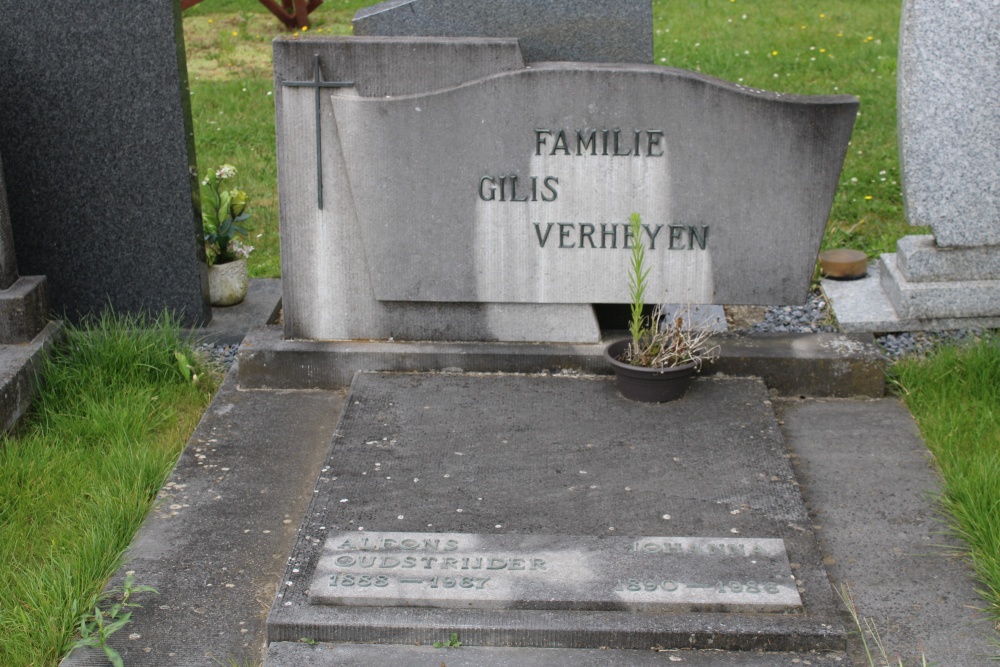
[[0, 314, 217, 666]]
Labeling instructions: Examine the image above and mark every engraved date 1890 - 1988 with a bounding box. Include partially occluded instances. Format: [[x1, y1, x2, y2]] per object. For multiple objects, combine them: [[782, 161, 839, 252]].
[[615, 579, 781, 594], [329, 574, 491, 590]]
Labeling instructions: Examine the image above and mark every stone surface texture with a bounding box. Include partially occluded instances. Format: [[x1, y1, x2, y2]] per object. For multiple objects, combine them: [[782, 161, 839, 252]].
[[0, 0, 210, 325], [310, 532, 800, 612], [898, 0, 1000, 247], [274, 39, 856, 341], [353, 0, 653, 63], [267, 373, 845, 652]]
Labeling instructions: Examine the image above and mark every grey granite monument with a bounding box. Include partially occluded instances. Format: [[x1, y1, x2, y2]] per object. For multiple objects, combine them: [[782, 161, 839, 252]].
[[0, 0, 211, 326], [824, 0, 1000, 332], [353, 0, 654, 63], [273, 38, 856, 343]]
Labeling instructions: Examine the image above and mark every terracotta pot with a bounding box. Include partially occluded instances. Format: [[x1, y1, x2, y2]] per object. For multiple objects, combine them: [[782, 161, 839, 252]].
[[604, 339, 697, 403], [208, 258, 248, 306]]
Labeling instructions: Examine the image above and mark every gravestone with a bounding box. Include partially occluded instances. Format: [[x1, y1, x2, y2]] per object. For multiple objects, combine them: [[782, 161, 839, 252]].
[[0, 0, 211, 326], [272, 39, 856, 343], [353, 0, 653, 63], [824, 0, 1000, 332]]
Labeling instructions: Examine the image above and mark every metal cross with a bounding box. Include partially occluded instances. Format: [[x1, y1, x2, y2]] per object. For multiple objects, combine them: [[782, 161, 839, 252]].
[[282, 53, 353, 209]]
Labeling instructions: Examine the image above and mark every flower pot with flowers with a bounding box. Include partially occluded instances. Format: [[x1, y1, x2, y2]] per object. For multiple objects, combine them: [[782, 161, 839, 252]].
[[202, 164, 255, 307], [605, 213, 719, 403]]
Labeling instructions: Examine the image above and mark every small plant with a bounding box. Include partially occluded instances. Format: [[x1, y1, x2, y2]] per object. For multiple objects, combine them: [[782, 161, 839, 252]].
[[433, 632, 462, 648], [619, 212, 718, 369], [67, 572, 158, 667], [201, 163, 254, 267]]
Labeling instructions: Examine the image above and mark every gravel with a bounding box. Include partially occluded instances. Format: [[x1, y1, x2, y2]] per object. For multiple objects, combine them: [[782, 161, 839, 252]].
[[198, 342, 240, 370]]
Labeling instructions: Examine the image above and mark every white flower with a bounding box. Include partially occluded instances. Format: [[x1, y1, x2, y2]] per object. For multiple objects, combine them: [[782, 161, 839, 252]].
[[216, 164, 237, 179]]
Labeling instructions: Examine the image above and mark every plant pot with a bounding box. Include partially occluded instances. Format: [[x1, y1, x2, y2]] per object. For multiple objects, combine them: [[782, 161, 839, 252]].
[[208, 258, 248, 307], [604, 339, 697, 403]]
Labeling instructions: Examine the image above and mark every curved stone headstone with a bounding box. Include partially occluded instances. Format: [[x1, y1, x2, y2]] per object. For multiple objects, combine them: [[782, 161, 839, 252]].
[[353, 0, 653, 64], [898, 0, 1000, 247]]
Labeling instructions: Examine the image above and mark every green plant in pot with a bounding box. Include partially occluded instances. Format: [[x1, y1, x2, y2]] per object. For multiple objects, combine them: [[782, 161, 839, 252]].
[[605, 213, 719, 403], [201, 163, 254, 306]]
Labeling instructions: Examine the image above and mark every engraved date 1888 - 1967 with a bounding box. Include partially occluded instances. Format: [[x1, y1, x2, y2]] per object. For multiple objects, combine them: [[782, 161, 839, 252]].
[[329, 574, 491, 590]]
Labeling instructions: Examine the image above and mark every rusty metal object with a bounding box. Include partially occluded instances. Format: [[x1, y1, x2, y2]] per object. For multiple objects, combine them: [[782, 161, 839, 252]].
[[819, 248, 868, 280]]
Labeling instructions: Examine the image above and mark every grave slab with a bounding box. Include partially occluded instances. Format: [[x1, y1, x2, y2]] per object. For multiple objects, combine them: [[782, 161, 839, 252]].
[[310, 533, 800, 613], [896, 235, 1000, 283], [267, 373, 844, 653], [353, 0, 653, 64]]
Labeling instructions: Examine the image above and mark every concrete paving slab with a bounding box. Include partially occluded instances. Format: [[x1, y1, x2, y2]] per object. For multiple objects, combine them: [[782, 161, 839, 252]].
[[61, 369, 346, 667], [267, 373, 845, 654], [268, 641, 849, 666], [776, 397, 997, 665]]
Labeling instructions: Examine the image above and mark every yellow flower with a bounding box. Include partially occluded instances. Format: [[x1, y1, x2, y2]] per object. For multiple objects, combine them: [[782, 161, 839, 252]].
[[207, 18, 214, 23], [302, 25, 309, 31], [820, 48, 826, 53], [772, 50, 778, 55], [231, 31, 238, 36], [819, 13, 826, 18], [865, 196, 873, 200]]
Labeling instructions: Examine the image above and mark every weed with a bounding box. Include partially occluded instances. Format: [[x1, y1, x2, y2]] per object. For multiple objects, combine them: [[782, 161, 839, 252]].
[[433, 632, 462, 649], [66, 573, 157, 667]]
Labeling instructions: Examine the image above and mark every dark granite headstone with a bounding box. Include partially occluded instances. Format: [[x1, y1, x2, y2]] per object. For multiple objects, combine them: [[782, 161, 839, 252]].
[[353, 0, 653, 63], [0, 0, 210, 325]]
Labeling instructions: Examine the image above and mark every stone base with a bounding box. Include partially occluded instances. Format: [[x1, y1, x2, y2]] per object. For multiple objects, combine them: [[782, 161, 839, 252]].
[[236, 325, 885, 398], [0, 275, 49, 344], [896, 235, 1000, 282], [0, 320, 61, 432], [823, 261, 1000, 334], [880, 253, 1000, 319]]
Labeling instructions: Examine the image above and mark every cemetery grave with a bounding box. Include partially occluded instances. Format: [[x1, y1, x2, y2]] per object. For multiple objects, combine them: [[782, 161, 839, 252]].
[[41, 1, 999, 665]]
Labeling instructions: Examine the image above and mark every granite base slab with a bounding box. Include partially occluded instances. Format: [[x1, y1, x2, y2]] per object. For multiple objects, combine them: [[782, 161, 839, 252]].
[[896, 235, 1000, 282], [266, 373, 844, 653], [880, 253, 1000, 319], [823, 261, 1000, 333]]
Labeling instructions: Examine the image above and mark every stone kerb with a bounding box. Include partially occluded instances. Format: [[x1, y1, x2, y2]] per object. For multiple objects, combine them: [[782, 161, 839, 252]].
[[273, 37, 857, 343]]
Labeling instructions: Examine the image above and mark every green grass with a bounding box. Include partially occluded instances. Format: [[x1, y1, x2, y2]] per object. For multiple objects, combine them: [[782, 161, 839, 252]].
[[0, 312, 217, 666], [184, 0, 913, 277], [892, 339, 1000, 619]]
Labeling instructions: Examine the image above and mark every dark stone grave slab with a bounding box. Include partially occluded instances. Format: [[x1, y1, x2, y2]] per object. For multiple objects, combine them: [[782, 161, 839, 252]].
[[267, 373, 845, 654], [310, 532, 801, 612]]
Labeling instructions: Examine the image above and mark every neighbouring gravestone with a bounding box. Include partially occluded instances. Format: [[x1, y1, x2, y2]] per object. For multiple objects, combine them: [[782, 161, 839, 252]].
[[273, 37, 857, 343], [0, 151, 49, 344], [825, 0, 1000, 332], [353, 0, 653, 63], [0, 0, 211, 326]]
